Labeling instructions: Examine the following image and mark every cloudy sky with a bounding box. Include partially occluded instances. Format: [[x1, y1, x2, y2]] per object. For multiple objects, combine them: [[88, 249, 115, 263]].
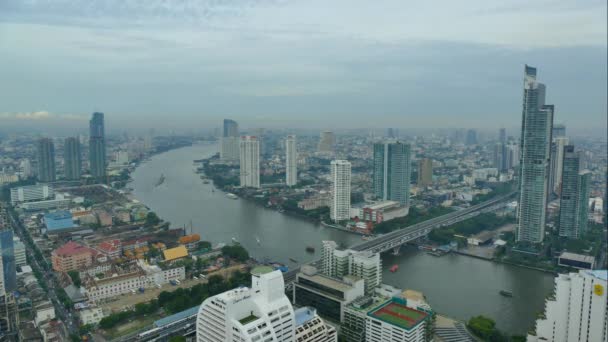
[[0, 0, 606, 134]]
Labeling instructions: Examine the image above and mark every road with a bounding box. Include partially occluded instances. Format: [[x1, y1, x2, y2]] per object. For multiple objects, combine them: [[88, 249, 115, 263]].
[[7, 207, 81, 336]]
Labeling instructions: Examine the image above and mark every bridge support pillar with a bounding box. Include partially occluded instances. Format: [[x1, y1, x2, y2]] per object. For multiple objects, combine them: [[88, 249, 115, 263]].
[[392, 245, 401, 256]]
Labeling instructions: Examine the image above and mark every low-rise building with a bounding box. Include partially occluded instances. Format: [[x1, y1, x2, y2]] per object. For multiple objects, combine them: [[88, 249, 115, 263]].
[[557, 252, 595, 270], [361, 201, 408, 224], [34, 301, 55, 325], [51, 241, 97, 272], [163, 245, 188, 262], [97, 239, 122, 259], [298, 193, 331, 210], [13, 236, 27, 267], [79, 307, 104, 325], [43, 211, 76, 232]]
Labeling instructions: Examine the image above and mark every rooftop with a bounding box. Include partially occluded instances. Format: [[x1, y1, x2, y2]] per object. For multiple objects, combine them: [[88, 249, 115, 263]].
[[298, 272, 361, 293], [44, 210, 76, 231], [238, 314, 259, 325], [53, 241, 95, 257], [154, 305, 199, 328], [251, 266, 274, 276], [368, 299, 428, 330], [559, 252, 595, 263], [163, 245, 188, 261], [294, 307, 316, 326]]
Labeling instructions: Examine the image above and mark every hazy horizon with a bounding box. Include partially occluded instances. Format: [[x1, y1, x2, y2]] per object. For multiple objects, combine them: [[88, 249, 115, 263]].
[[1, 1, 606, 136]]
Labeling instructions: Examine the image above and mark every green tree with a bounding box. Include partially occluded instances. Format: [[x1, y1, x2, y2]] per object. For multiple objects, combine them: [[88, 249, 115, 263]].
[[145, 212, 161, 227], [68, 270, 81, 287], [221, 244, 249, 262], [169, 336, 186, 342]]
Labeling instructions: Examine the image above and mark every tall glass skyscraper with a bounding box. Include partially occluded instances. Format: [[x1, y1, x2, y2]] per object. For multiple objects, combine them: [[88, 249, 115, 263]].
[[0, 230, 16, 296], [36, 138, 56, 182], [373, 142, 412, 206], [516, 65, 554, 243], [64, 136, 82, 180], [89, 112, 106, 182]]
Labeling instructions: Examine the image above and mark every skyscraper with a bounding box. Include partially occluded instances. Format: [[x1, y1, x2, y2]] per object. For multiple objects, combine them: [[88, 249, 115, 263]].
[[239, 136, 260, 188], [516, 65, 554, 243], [36, 138, 56, 182], [465, 129, 477, 145], [499, 127, 506, 144], [321, 241, 382, 295], [0, 230, 16, 296], [552, 124, 566, 138], [330, 160, 351, 222], [527, 270, 607, 342], [558, 146, 581, 238], [417, 158, 433, 187], [285, 135, 297, 186], [197, 268, 296, 342], [318, 131, 335, 153], [549, 136, 570, 196], [89, 112, 106, 182], [64, 137, 82, 180], [373, 142, 412, 206], [220, 119, 239, 161], [494, 128, 508, 172]]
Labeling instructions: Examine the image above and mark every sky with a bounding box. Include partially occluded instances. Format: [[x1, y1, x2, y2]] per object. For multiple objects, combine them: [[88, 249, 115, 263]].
[[0, 0, 606, 135]]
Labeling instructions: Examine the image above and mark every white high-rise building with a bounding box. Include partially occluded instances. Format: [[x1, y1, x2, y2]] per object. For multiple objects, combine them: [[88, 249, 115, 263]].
[[294, 307, 338, 342], [528, 270, 607, 342], [197, 268, 295, 342], [285, 135, 297, 186], [10, 185, 54, 204], [20, 159, 33, 178], [330, 160, 351, 222], [549, 136, 569, 196], [320, 241, 381, 295], [239, 136, 260, 188]]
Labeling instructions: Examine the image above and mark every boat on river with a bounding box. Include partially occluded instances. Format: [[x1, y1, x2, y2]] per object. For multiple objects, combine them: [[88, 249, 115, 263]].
[[305, 246, 315, 253], [155, 174, 165, 187], [390, 265, 399, 273], [499, 290, 513, 297], [226, 193, 238, 199], [289, 258, 298, 263]]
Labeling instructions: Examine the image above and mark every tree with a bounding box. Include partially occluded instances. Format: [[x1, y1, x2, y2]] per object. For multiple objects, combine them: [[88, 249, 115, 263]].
[[68, 270, 81, 287], [169, 336, 186, 342], [221, 244, 249, 262], [145, 212, 161, 227]]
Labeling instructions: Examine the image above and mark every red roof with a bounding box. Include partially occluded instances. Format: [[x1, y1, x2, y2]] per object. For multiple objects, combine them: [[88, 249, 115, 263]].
[[54, 241, 96, 257], [97, 239, 122, 253]]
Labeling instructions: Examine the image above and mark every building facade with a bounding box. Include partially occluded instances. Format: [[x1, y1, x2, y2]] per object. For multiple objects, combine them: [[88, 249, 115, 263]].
[[417, 158, 433, 187], [220, 119, 240, 161], [321, 241, 381, 295], [549, 136, 569, 196], [239, 136, 260, 188], [330, 160, 351, 222], [516, 65, 554, 243], [197, 268, 295, 342], [10, 185, 54, 204], [286, 135, 297, 186], [294, 307, 337, 342], [89, 112, 107, 182], [365, 298, 430, 342], [528, 270, 607, 342], [558, 146, 590, 238], [64, 137, 82, 180], [373, 142, 411, 206], [51, 241, 96, 272], [37, 138, 56, 182]]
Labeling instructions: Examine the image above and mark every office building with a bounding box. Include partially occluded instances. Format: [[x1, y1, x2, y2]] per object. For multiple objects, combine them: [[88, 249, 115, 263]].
[[64, 137, 82, 180], [220, 119, 240, 162], [286, 135, 297, 186], [506, 142, 519, 170], [37, 138, 56, 182], [89, 112, 107, 182], [20, 159, 33, 179], [197, 267, 295, 342], [0, 230, 16, 297], [365, 297, 431, 342], [294, 307, 338, 342], [558, 146, 591, 238], [494, 142, 507, 172], [516, 65, 554, 243], [51, 241, 97, 272], [386, 128, 399, 139], [417, 158, 433, 187], [549, 137, 570, 196], [12, 237, 26, 268], [527, 270, 607, 342], [321, 241, 382, 295], [330, 160, 351, 222], [293, 265, 365, 322], [465, 129, 477, 145], [318, 131, 335, 153], [373, 142, 412, 205], [239, 136, 260, 188], [10, 185, 54, 204], [499, 127, 506, 144], [552, 124, 566, 138]]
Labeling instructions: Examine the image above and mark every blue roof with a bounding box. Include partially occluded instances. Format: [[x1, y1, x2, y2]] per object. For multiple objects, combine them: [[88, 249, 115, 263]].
[[44, 211, 76, 231], [154, 305, 200, 328], [294, 307, 315, 326]]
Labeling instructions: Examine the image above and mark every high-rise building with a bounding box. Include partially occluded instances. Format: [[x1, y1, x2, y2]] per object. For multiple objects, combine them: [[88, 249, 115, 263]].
[[0, 230, 16, 297], [386, 128, 399, 139], [465, 129, 477, 145], [36, 138, 56, 182], [89, 112, 106, 182], [365, 297, 431, 342], [549, 136, 570, 196], [239, 136, 260, 188], [373, 142, 412, 206], [321, 241, 382, 295], [552, 124, 566, 138], [197, 268, 295, 342], [64, 137, 82, 180], [20, 159, 32, 179], [499, 127, 506, 144], [220, 119, 240, 161], [516, 65, 554, 243], [506, 142, 519, 170], [417, 158, 433, 187], [527, 270, 607, 342], [318, 131, 335, 153], [330, 160, 351, 222], [294, 307, 338, 342], [494, 128, 508, 172], [558, 146, 590, 238], [285, 135, 297, 186]]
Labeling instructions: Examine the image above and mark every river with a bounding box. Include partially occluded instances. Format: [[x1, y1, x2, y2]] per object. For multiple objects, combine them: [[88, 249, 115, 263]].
[[131, 143, 554, 334]]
